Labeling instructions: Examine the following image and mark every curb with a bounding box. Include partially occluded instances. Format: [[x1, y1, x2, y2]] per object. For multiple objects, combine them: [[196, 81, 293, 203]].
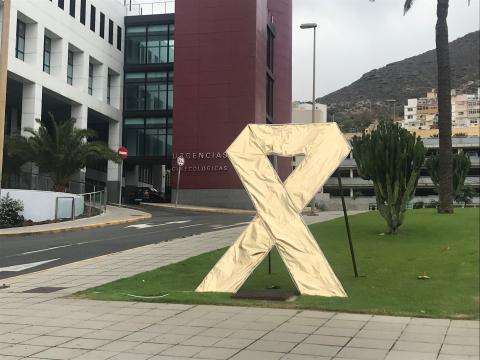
[[141, 203, 256, 215], [0, 213, 152, 237]]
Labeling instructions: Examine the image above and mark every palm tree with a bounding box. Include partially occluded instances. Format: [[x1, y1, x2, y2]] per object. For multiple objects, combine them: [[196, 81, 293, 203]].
[[13, 115, 118, 192], [371, 0, 471, 213]]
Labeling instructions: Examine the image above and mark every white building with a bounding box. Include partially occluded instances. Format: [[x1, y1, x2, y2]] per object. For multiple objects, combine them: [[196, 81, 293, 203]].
[[403, 89, 480, 130], [1, 0, 126, 197], [291, 102, 327, 170]]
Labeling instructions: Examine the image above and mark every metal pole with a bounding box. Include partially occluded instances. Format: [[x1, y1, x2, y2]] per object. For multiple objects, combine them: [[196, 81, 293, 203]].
[[0, 0, 11, 198], [309, 26, 317, 215], [118, 160, 123, 207], [337, 173, 359, 277], [175, 166, 181, 207]]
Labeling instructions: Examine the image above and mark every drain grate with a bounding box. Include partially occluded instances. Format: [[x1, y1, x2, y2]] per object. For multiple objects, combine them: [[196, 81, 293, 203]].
[[23, 287, 66, 293]]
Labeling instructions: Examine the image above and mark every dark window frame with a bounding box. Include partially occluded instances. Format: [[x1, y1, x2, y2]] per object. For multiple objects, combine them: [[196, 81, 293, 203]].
[[125, 24, 174, 65], [124, 71, 174, 112], [90, 5, 96, 32], [107, 72, 112, 105], [124, 116, 173, 157], [80, 0, 86, 24], [108, 19, 114, 45], [99, 12, 105, 38], [15, 20, 26, 61], [43, 35, 52, 74], [117, 26, 122, 51], [88, 63, 94, 95], [67, 50, 74, 85], [69, 0, 76, 17]]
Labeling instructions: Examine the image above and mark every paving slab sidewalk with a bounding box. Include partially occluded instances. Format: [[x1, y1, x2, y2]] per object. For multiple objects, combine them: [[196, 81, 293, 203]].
[[0, 211, 478, 359], [0, 206, 151, 236]]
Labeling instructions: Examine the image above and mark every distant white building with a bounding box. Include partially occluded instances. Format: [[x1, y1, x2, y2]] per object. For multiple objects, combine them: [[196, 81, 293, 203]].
[[291, 102, 328, 169], [292, 102, 327, 124], [402, 89, 480, 130]]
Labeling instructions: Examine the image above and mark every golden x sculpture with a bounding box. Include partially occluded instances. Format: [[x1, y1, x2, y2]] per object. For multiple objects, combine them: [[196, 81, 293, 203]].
[[196, 123, 351, 297]]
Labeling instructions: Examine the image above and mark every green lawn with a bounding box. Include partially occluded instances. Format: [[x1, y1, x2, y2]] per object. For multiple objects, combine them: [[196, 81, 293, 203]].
[[76, 209, 480, 319]]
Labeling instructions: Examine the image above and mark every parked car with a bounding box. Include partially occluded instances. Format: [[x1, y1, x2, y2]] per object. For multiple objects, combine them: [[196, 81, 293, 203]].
[[125, 187, 165, 204]]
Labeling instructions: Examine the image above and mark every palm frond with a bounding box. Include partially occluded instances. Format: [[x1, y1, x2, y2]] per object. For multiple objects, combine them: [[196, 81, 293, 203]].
[[404, 0, 415, 15]]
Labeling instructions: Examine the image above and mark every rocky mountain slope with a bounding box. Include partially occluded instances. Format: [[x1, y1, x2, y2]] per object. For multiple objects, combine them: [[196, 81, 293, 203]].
[[318, 31, 479, 115]]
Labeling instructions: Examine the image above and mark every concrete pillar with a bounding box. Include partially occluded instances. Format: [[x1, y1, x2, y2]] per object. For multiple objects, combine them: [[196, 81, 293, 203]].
[[50, 37, 68, 79], [93, 63, 107, 102], [71, 103, 88, 129], [350, 188, 354, 198], [72, 51, 88, 92], [110, 72, 122, 110], [21, 82, 42, 135], [350, 169, 354, 178], [107, 119, 121, 202], [24, 22, 44, 69]]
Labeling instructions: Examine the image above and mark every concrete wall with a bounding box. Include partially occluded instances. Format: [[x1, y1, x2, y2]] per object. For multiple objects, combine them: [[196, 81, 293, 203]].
[[2, 189, 84, 222]]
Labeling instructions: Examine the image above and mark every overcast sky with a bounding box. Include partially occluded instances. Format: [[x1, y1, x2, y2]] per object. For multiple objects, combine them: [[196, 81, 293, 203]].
[[293, 0, 479, 101]]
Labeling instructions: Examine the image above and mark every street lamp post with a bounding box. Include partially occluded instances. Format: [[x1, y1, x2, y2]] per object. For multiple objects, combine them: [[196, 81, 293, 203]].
[[300, 22, 317, 215], [385, 99, 397, 122]]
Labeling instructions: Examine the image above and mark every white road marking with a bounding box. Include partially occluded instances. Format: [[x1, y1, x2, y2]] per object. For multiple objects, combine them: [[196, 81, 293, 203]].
[[178, 224, 204, 229], [0, 259, 60, 272], [19, 244, 73, 256], [126, 220, 192, 229], [210, 222, 251, 230]]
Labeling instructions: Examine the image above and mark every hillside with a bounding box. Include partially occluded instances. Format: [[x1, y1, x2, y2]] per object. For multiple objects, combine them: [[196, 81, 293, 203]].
[[318, 31, 479, 115]]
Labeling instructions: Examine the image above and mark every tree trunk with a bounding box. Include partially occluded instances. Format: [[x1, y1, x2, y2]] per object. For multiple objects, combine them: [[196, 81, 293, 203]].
[[436, 0, 454, 213]]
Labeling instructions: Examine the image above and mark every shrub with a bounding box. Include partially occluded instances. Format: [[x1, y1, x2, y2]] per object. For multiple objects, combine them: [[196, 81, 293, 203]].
[[0, 194, 24, 228]]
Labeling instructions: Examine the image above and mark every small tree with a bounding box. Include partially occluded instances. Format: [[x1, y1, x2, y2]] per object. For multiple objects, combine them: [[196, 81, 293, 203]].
[[425, 151, 471, 199], [9, 115, 118, 192], [352, 122, 426, 234], [0, 194, 24, 228]]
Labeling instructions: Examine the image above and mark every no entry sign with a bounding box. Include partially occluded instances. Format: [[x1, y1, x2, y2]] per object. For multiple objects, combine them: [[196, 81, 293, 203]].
[[177, 155, 185, 167], [117, 146, 128, 160]]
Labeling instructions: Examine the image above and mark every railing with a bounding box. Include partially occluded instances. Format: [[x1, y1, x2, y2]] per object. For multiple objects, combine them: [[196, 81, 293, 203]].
[[125, 1, 175, 16], [5, 170, 105, 194], [55, 189, 107, 220]]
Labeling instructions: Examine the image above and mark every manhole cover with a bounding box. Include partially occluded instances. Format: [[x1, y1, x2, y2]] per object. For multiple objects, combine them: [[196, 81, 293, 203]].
[[23, 287, 66, 293], [232, 289, 297, 302]]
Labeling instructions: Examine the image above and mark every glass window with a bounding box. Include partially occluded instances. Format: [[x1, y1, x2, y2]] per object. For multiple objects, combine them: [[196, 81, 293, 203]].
[[108, 19, 114, 45], [117, 26, 122, 51], [88, 63, 93, 95], [147, 25, 168, 64], [125, 73, 146, 111], [90, 5, 96, 32], [43, 36, 51, 74], [124, 118, 145, 157], [99, 13, 105, 38], [107, 73, 112, 104], [80, 0, 86, 24], [67, 51, 74, 85], [58, 0, 64, 9], [126, 26, 146, 64], [124, 117, 172, 157], [125, 24, 174, 64], [16, 20, 26, 61], [69, 0, 76, 17]]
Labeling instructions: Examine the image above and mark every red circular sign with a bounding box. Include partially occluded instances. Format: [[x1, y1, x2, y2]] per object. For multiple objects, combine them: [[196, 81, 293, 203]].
[[117, 146, 128, 160]]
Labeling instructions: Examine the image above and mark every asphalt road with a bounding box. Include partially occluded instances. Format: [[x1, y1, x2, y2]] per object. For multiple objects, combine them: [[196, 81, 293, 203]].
[[0, 205, 253, 280]]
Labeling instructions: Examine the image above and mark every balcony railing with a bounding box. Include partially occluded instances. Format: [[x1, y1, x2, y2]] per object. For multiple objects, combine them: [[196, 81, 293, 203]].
[[125, 1, 175, 16]]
